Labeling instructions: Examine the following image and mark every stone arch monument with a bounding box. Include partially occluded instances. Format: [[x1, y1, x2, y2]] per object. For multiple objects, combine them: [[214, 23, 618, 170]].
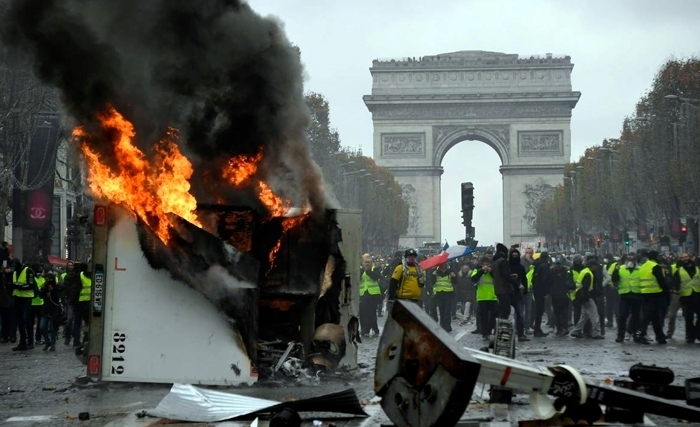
[[363, 51, 581, 248]]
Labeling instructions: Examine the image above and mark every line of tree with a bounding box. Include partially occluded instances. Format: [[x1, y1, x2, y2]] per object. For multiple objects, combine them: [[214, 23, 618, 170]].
[[306, 92, 408, 254], [534, 57, 700, 254]]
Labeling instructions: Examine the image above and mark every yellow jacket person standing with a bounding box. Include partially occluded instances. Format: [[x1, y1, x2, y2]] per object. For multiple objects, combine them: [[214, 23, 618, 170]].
[[388, 249, 425, 312], [359, 255, 382, 337], [11, 259, 37, 351]]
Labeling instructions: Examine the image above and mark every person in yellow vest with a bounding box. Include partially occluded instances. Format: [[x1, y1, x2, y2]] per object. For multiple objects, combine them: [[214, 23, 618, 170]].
[[388, 248, 426, 313], [569, 257, 604, 339], [671, 253, 700, 343], [359, 254, 382, 337], [667, 254, 689, 340], [603, 254, 619, 329], [71, 264, 92, 349], [11, 259, 37, 351], [30, 265, 46, 345], [611, 253, 642, 343], [471, 256, 498, 340], [433, 262, 456, 332], [636, 250, 667, 344]]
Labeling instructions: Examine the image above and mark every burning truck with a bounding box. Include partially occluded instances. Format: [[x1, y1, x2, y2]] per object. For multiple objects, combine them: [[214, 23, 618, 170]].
[[0, 0, 361, 384]]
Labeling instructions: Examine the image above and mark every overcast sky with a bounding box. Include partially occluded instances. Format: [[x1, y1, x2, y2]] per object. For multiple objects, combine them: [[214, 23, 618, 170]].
[[251, 0, 700, 248]]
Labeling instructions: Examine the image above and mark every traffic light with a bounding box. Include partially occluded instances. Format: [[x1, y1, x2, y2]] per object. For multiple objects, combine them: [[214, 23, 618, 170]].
[[67, 218, 78, 241], [461, 182, 474, 210], [537, 239, 542, 249], [596, 237, 601, 247], [624, 232, 630, 247], [460, 182, 474, 227], [680, 225, 688, 244]]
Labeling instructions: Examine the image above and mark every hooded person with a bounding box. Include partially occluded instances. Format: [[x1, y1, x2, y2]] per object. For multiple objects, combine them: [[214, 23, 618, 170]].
[[550, 255, 575, 336], [531, 251, 553, 337], [491, 243, 528, 341]]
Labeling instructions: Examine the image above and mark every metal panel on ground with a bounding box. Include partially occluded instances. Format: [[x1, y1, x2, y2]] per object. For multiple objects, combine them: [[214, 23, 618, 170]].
[[100, 212, 256, 385]]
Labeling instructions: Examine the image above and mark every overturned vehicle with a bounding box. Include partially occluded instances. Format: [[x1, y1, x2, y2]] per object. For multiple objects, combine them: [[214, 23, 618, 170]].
[[84, 204, 361, 386]]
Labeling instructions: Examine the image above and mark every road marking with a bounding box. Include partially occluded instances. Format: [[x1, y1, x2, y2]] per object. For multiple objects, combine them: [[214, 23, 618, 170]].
[[6, 416, 56, 422]]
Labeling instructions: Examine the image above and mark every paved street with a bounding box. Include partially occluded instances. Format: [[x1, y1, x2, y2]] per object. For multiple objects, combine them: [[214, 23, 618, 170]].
[[1, 311, 698, 426]]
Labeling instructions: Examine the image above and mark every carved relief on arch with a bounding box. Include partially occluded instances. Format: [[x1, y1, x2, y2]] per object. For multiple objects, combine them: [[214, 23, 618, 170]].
[[432, 125, 510, 166]]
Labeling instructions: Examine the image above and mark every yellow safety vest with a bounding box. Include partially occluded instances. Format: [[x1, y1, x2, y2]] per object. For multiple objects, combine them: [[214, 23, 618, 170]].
[[434, 273, 453, 293], [526, 265, 535, 290], [638, 261, 663, 294], [359, 268, 381, 296], [79, 272, 92, 302], [12, 267, 34, 298], [677, 266, 700, 297], [472, 270, 497, 302], [569, 267, 593, 301], [617, 266, 640, 295], [32, 276, 45, 306]]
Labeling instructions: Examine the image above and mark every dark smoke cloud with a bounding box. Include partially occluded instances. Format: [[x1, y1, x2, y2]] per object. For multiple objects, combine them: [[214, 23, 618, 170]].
[[1, 0, 329, 212]]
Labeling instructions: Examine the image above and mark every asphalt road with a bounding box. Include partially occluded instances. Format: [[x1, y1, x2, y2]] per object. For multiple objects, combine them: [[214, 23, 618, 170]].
[[1, 310, 699, 427]]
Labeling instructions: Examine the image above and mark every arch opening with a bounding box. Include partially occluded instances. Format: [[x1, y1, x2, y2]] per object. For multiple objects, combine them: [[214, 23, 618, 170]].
[[441, 140, 503, 247]]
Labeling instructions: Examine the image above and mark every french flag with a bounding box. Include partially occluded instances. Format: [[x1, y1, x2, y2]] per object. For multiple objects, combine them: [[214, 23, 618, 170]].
[[420, 245, 473, 270]]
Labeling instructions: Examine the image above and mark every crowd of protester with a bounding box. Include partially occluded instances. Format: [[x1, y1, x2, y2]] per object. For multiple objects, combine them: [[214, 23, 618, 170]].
[[0, 243, 91, 352], [359, 244, 700, 346]]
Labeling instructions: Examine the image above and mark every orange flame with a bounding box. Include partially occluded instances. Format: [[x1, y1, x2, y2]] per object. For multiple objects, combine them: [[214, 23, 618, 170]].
[[222, 152, 309, 267], [73, 106, 200, 243], [222, 149, 263, 186]]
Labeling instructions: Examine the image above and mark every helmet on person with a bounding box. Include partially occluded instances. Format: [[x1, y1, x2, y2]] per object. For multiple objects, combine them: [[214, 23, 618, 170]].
[[404, 248, 418, 258]]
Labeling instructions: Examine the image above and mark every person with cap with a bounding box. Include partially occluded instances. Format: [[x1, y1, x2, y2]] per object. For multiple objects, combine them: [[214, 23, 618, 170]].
[[569, 256, 604, 339], [636, 249, 667, 344], [359, 254, 382, 337], [388, 248, 426, 313], [550, 255, 575, 336], [611, 253, 642, 343]]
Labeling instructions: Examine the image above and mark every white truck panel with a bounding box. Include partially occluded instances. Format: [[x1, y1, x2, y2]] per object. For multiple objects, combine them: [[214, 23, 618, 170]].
[[101, 214, 256, 385]]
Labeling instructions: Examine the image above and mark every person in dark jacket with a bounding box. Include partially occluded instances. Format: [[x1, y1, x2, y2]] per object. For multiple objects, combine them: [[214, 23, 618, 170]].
[[61, 261, 82, 346], [550, 256, 575, 336], [492, 244, 528, 341], [532, 251, 553, 337], [39, 273, 62, 351], [0, 258, 15, 343]]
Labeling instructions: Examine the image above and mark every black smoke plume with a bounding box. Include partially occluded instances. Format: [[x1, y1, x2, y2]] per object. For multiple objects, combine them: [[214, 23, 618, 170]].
[[1, 0, 328, 212]]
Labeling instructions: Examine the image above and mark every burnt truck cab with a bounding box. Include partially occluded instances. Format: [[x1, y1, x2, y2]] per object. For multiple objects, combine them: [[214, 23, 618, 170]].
[[85, 204, 360, 385]]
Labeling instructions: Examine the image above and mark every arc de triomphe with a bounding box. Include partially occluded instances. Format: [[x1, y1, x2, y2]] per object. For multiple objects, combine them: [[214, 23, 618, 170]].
[[363, 51, 580, 248]]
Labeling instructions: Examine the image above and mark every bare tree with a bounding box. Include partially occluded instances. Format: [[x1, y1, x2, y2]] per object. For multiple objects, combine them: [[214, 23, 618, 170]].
[[0, 50, 61, 243]]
